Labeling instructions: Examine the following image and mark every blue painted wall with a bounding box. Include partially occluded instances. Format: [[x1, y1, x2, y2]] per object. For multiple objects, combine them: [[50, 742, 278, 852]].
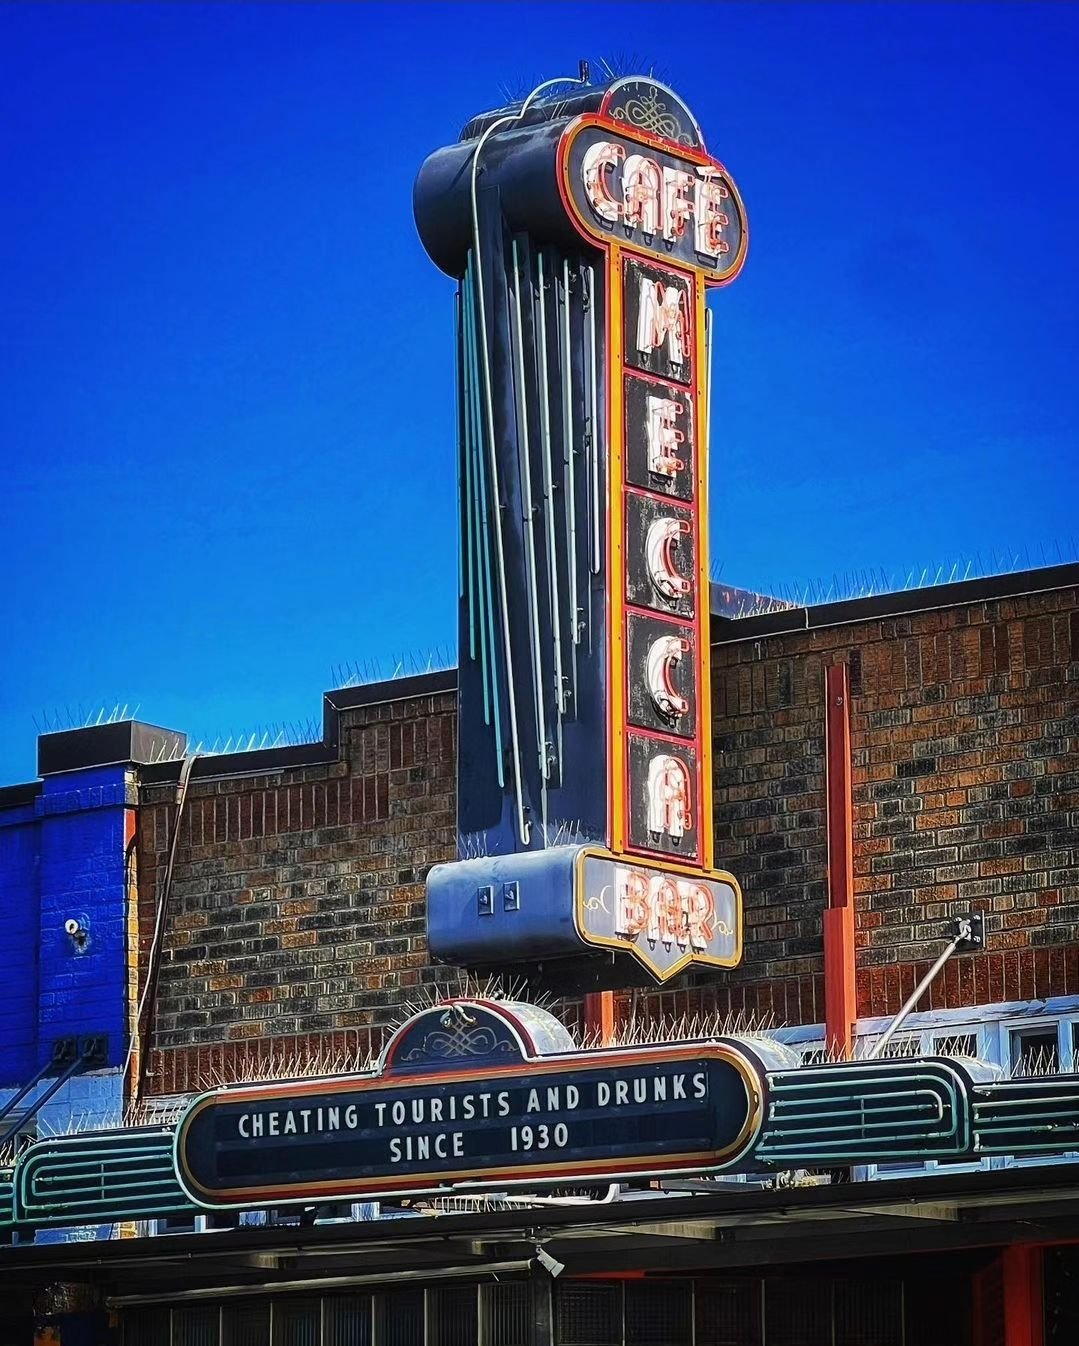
[[0, 801, 41, 1086], [37, 766, 132, 1072], [0, 766, 132, 1086]]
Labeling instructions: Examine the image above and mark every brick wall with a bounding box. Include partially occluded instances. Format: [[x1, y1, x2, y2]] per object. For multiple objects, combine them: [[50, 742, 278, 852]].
[[137, 690, 456, 1093], [629, 581, 1078, 1029], [137, 580, 1078, 1093]]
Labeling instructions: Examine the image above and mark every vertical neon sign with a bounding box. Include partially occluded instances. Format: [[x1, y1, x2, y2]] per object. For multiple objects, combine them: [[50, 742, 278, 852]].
[[558, 89, 747, 880], [416, 77, 749, 984]]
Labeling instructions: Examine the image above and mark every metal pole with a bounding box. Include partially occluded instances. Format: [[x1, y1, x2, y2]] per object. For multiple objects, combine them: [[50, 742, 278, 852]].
[[865, 917, 978, 1059]]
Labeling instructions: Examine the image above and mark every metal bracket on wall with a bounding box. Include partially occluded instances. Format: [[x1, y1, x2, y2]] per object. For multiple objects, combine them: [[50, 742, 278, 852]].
[[78, 1035, 109, 1068], [955, 911, 985, 951], [50, 1037, 78, 1068], [0, 1034, 109, 1147], [52, 1035, 108, 1070]]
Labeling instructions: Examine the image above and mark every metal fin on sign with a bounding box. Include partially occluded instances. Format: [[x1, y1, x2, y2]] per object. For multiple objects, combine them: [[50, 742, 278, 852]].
[[462, 256, 503, 784], [509, 237, 549, 834], [536, 251, 567, 756]]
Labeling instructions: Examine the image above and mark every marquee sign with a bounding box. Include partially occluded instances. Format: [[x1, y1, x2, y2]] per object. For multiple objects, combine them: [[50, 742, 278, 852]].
[[175, 1001, 768, 1207], [11, 1001, 1079, 1229], [413, 75, 748, 985]]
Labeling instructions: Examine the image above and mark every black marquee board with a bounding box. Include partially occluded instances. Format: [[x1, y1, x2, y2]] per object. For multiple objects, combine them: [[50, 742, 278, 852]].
[[174, 1002, 766, 1206]]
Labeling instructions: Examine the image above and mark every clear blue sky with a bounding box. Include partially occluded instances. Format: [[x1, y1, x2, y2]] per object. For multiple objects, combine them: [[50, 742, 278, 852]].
[[2, 2, 1077, 785]]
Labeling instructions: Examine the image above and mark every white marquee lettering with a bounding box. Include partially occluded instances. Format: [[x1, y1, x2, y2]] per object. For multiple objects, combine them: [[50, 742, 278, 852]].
[[577, 140, 736, 267], [583, 140, 623, 221], [614, 869, 717, 951], [695, 171, 731, 259], [662, 166, 694, 242], [645, 396, 685, 481], [623, 154, 662, 235]]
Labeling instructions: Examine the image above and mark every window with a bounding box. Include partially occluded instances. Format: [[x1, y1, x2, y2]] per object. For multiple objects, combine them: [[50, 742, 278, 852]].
[[223, 1302, 269, 1346], [480, 1284, 530, 1346], [429, 1287, 478, 1346], [876, 1034, 922, 1059], [174, 1306, 219, 1346], [695, 1281, 762, 1346], [323, 1296, 372, 1346], [991, 1016, 1079, 1170], [123, 1309, 170, 1346], [932, 1032, 977, 1060], [626, 1281, 691, 1346], [272, 1297, 320, 1346], [0, 1112, 36, 1158], [835, 1280, 903, 1346], [1011, 1025, 1059, 1076], [765, 1278, 832, 1346], [377, 1289, 424, 1346], [203, 1211, 240, 1231], [556, 1283, 622, 1346]]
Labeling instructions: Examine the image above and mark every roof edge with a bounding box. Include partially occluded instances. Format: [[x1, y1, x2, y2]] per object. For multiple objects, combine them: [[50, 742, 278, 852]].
[[711, 562, 1079, 642]]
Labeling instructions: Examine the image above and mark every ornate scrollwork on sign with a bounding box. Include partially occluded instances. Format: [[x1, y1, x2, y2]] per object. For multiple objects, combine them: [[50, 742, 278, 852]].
[[606, 82, 701, 149], [405, 1023, 511, 1061], [384, 1001, 572, 1072]]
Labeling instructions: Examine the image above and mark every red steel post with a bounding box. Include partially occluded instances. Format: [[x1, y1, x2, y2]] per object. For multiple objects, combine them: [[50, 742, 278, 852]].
[[824, 663, 857, 1057], [1001, 1246, 1045, 1346], [583, 992, 616, 1047]]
